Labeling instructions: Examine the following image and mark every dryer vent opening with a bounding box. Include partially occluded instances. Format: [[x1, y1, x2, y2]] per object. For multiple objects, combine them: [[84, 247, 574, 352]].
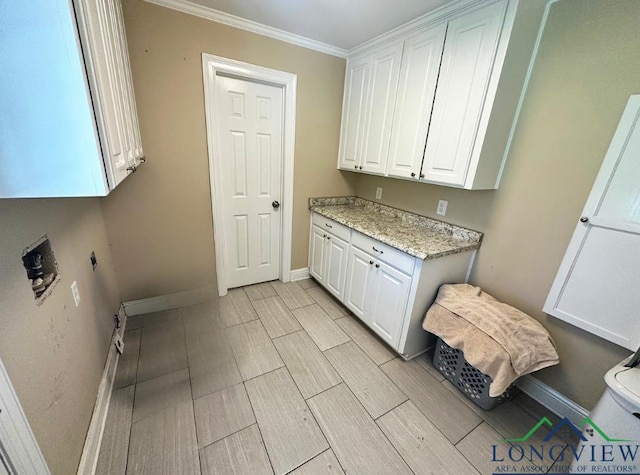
[[22, 235, 60, 303]]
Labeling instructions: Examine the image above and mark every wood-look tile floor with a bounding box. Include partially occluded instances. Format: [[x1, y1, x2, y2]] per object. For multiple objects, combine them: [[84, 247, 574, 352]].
[[98, 279, 569, 475]]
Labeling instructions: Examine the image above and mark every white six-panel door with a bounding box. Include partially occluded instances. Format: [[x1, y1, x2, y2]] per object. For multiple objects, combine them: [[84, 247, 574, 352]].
[[216, 76, 284, 288], [544, 95, 640, 350]]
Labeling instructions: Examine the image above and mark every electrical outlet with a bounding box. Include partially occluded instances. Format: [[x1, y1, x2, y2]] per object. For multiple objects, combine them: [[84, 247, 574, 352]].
[[71, 281, 81, 307], [114, 334, 124, 355], [375, 187, 383, 200], [437, 200, 448, 216]]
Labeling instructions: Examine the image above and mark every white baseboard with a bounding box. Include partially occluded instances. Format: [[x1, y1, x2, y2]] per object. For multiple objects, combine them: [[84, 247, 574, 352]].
[[516, 374, 589, 425], [123, 286, 215, 316], [77, 305, 127, 475], [289, 267, 310, 281]]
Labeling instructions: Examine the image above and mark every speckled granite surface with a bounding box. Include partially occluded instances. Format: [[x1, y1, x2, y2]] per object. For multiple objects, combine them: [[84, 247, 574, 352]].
[[309, 197, 482, 260]]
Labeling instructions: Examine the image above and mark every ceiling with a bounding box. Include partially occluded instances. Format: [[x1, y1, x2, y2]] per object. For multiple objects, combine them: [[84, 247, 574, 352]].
[[188, 0, 454, 50]]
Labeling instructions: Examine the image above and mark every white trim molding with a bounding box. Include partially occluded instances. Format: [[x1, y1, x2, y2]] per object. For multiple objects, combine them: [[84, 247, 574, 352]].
[[516, 374, 589, 426], [123, 286, 215, 316], [202, 54, 297, 296], [289, 267, 310, 282], [77, 306, 126, 475], [348, 0, 488, 57], [0, 359, 50, 474], [495, 0, 560, 187], [144, 0, 347, 58]]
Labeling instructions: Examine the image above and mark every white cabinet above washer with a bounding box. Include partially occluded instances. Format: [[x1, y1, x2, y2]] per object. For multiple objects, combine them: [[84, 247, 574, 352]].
[[0, 0, 144, 198]]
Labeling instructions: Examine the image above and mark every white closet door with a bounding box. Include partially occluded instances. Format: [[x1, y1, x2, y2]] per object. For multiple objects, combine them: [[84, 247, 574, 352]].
[[544, 95, 640, 350], [421, 0, 507, 186], [360, 42, 403, 175], [387, 24, 447, 179]]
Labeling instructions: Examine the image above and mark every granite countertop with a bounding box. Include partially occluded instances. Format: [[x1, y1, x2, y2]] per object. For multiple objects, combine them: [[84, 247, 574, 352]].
[[309, 197, 483, 260]]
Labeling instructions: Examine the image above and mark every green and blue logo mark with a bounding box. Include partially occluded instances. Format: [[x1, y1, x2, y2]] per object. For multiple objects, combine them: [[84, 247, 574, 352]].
[[491, 416, 638, 474]]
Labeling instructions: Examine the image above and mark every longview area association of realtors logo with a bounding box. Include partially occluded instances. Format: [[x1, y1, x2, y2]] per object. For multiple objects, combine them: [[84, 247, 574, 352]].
[[490, 416, 639, 474]]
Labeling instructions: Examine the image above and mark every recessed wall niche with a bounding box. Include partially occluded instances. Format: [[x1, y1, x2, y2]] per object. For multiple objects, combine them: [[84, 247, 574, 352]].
[[22, 235, 60, 303]]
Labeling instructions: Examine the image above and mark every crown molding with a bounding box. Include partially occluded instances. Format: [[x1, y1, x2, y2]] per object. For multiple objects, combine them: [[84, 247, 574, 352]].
[[143, 0, 348, 58], [347, 0, 496, 57]]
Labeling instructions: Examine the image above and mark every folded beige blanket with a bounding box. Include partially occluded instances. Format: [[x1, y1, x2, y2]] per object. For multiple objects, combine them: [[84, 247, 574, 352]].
[[423, 284, 559, 397]]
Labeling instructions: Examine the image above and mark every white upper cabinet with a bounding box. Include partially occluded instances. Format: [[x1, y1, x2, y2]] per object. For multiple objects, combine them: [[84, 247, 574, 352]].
[[387, 24, 447, 180], [338, 57, 371, 171], [337, 0, 546, 190], [338, 43, 403, 175], [359, 43, 403, 175], [0, 0, 143, 198], [72, 0, 145, 189], [421, 1, 507, 186]]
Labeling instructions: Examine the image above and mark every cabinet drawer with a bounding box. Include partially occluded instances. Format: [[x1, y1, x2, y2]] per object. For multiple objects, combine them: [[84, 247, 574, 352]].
[[351, 231, 415, 275], [312, 213, 351, 242]]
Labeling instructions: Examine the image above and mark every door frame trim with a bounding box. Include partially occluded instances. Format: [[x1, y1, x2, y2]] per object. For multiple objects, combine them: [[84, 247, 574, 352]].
[[0, 356, 50, 474], [202, 54, 297, 296]]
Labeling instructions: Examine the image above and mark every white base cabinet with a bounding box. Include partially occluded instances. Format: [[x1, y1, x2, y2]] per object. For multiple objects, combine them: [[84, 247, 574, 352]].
[[360, 258, 412, 348], [309, 213, 351, 300], [310, 212, 474, 359]]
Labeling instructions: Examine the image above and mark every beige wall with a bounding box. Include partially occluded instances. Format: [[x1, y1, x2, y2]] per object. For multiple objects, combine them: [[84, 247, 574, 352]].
[[0, 199, 120, 474], [102, 0, 355, 301], [356, 0, 639, 409]]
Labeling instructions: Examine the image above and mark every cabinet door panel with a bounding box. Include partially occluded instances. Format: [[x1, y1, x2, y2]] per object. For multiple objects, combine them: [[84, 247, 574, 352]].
[[309, 225, 327, 284], [387, 25, 447, 179], [344, 246, 375, 321], [324, 235, 349, 300], [361, 43, 403, 175], [422, 1, 507, 186], [368, 262, 412, 347], [90, 0, 131, 188], [112, 0, 144, 163], [338, 56, 371, 171]]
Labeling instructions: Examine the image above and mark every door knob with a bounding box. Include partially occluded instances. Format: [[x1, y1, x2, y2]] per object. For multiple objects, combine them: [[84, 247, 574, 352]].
[[580, 216, 589, 223], [272, 201, 280, 209]]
